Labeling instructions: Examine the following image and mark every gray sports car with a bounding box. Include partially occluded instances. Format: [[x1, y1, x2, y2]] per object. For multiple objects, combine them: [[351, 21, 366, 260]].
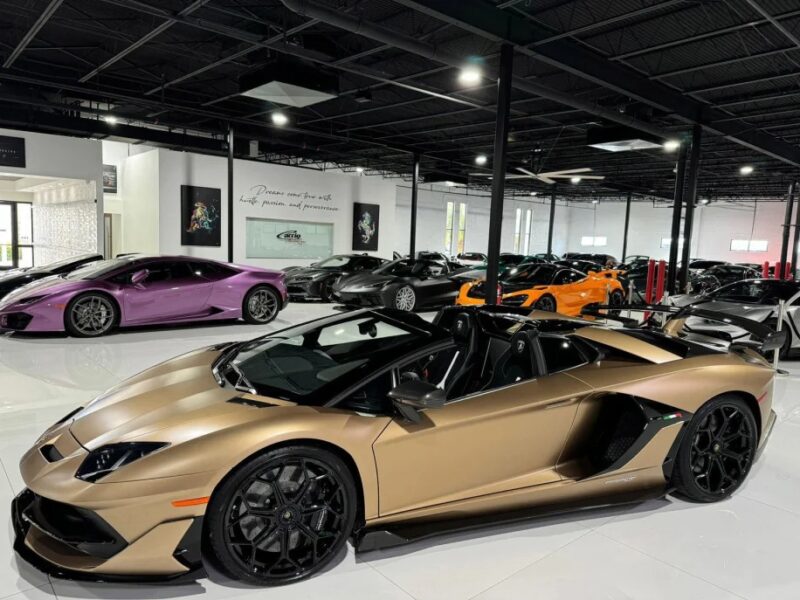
[[669, 278, 800, 357]]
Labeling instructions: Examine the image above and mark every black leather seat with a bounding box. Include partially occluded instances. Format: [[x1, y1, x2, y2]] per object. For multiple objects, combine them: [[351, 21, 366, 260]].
[[486, 329, 542, 389]]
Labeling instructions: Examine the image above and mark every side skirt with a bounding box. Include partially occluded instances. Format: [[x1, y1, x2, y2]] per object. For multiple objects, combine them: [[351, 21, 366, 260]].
[[354, 486, 668, 553]]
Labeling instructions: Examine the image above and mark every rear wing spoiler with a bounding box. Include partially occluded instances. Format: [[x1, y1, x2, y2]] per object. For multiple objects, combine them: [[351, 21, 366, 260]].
[[581, 304, 787, 353]]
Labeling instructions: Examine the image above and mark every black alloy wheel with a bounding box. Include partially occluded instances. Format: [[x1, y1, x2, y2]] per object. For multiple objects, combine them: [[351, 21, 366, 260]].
[[672, 396, 757, 502], [208, 447, 356, 586], [534, 295, 556, 312]]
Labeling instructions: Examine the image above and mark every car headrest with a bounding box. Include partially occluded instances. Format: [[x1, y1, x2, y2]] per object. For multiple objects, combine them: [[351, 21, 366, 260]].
[[510, 330, 531, 357], [451, 312, 474, 343]]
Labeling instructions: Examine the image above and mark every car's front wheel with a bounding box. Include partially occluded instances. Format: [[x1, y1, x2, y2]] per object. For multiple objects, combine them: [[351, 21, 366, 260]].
[[65, 293, 118, 337], [671, 395, 757, 503], [243, 286, 280, 324], [207, 446, 357, 586], [393, 285, 416, 311], [534, 294, 556, 312]]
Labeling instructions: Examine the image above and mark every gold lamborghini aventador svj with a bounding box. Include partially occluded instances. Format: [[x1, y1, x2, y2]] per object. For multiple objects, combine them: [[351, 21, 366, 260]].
[[13, 304, 779, 586]]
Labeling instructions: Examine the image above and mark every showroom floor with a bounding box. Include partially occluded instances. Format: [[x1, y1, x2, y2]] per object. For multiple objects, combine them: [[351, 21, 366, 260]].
[[1, 303, 799, 600]]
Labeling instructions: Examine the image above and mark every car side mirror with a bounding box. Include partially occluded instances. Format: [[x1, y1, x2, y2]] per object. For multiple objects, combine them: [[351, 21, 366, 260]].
[[388, 380, 445, 423], [130, 269, 149, 285]]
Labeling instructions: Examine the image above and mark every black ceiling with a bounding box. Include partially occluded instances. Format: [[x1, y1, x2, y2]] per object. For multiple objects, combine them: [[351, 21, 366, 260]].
[[1, 0, 799, 201]]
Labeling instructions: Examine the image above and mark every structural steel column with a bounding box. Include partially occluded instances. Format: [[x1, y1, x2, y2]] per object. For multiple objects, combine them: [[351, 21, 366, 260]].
[[546, 189, 556, 255], [227, 123, 234, 263], [409, 152, 420, 258], [790, 182, 800, 279], [621, 191, 632, 261], [780, 181, 796, 274], [679, 125, 703, 292], [667, 144, 688, 294], [485, 43, 514, 305]]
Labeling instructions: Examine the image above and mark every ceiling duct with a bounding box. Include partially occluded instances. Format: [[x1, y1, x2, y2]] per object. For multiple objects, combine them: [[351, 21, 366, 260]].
[[239, 56, 338, 107]]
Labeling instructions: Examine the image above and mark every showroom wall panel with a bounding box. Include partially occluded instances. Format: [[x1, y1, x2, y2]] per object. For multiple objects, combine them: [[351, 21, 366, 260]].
[[156, 149, 397, 268], [120, 149, 160, 255], [32, 180, 98, 264]]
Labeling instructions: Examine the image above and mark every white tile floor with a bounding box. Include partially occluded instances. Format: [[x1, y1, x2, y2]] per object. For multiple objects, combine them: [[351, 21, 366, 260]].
[[1, 302, 799, 600]]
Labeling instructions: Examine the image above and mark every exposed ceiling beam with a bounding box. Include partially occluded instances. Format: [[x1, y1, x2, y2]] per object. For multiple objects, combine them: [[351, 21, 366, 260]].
[[2, 0, 64, 68], [79, 0, 212, 83], [743, 0, 800, 50], [396, 0, 800, 166]]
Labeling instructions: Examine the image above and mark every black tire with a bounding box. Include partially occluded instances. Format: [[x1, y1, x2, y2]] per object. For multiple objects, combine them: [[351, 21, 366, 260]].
[[608, 289, 624, 315], [207, 445, 357, 586], [534, 294, 556, 312], [64, 293, 118, 337], [318, 279, 333, 303], [243, 286, 280, 324], [672, 395, 758, 503]]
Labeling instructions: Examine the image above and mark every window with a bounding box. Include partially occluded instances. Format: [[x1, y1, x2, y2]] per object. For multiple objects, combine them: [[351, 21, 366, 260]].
[[661, 236, 685, 248], [539, 336, 587, 373], [444, 201, 455, 255], [513, 208, 523, 253], [522, 209, 532, 254], [730, 239, 768, 252], [581, 236, 607, 247], [456, 202, 467, 255], [554, 269, 584, 284]]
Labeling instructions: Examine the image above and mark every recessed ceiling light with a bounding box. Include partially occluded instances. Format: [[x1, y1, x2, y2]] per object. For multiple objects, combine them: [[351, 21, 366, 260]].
[[700, 198, 710, 204], [355, 166, 364, 173], [475, 154, 487, 165], [271, 111, 289, 126], [458, 66, 481, 85], [103, 115, 118, 125], [740, 165, 754, 175], [530, 191, 537, 196], [445, 180, 456, 187], [571, 176, 582, 184], [663, 139, 680, 152], [592, 199, 599, 204]]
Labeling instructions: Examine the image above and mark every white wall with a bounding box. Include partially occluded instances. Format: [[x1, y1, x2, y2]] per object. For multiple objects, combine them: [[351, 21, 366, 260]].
[[155, 150, 398, 268], [119, 150, 160, 255], [0, 128, 103, 254]]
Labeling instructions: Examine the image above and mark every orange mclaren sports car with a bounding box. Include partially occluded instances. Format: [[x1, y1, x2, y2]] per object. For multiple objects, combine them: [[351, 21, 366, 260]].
[[457, 262, 625, 315], [13, 305, 779, 586]]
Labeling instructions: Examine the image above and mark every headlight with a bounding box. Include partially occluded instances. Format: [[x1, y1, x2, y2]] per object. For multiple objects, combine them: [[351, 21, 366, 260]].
[[76, 442, 168, 482]]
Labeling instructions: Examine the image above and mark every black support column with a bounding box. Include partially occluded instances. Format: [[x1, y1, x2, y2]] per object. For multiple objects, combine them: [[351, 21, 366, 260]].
[[667, 144, 688, 294], [409, 152, 420, 258], [679, 125, 703, 293], [546, 189, 556, 256], [485, 43, 514, 305], [227, 123, 234, 263], [621, 191, 632, 262], [780, 181, 796, 275]]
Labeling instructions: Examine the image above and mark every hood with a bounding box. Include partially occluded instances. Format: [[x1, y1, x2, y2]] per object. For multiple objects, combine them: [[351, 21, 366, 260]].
[[0, 275, 82, 307], [285, 267, 340, 280], [68, 348, 286, 449], [669, 295, 774, 319], [334, 271, 396, 290]]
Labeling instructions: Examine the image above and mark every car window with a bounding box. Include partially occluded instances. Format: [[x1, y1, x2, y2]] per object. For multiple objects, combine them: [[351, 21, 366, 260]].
[[540, 336, 587, 373], [189, 261, 234, 278], [144, 261, 194, 283], [712, 280, 799, 303], [554, 269, 583, 284]]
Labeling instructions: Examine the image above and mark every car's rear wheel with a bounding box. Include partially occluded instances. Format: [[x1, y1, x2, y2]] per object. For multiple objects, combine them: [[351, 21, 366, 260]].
[[318, 279, 333, 303], [672, 395, 757, 503], [65, 293, 117, 337], [393, 285, 416, 311], [534, 295, 556, 312], [207, 446, 357, 586], [243, 286, 280, 324]]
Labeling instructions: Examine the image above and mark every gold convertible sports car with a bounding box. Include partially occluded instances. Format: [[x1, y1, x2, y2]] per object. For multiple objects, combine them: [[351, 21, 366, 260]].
[[13, 304, 780, 586]]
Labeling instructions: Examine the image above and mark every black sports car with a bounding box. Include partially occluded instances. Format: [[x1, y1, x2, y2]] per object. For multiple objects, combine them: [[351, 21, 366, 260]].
[[690, 264, 760, 294], [283, 254, 387, 301], [0, 253, 102, 299], [332, 256, 467, 311]]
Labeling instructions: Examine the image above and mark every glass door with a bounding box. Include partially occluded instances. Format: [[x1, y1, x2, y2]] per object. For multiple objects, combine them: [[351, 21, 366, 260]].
[[0, 201, 34, 270]]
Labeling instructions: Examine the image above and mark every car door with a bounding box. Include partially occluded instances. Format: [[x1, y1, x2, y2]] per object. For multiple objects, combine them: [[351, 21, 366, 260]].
[[413, 261, 458, 307], [372, 357, 592, 516], [552, 269, 586, 313], [120, 260, 213, 323]]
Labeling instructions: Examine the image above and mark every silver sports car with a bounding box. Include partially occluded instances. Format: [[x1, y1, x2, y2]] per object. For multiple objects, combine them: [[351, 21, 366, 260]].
[[670, 278, 800, 357]]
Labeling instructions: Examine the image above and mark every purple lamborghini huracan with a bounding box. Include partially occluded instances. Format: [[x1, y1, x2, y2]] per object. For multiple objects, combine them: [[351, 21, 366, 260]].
[[0, 255, 287, 337]]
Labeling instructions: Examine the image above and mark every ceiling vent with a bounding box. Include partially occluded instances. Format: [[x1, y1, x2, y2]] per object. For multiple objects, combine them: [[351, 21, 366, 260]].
[[587, 125, 663, 152], [239, 57, 338, 107]]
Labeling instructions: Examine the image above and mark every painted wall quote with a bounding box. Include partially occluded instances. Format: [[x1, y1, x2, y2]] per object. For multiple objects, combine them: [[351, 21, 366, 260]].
[[239, 185, 340, 213]]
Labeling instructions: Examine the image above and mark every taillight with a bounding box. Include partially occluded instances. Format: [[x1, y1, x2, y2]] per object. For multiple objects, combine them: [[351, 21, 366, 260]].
[[497, 284, 503, 305]]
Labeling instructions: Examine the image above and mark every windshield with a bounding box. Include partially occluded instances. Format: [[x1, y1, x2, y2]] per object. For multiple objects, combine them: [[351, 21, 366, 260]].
[[28, 254, 97, 274], [504, 264, 557, 284], [690, 260, 724, 269], [229, 313, 430, 403], [375, 258, 437, 277], [459, 253, 486, 261], [66, 257, 138, 280], [313, 255, 352, 269], [710, 280, 799, 304]]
